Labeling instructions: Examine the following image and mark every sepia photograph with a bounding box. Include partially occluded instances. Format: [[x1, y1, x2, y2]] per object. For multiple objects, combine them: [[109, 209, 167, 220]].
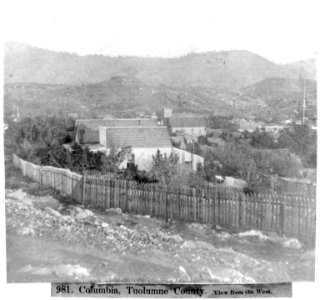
[[1, 0, 318, 297]]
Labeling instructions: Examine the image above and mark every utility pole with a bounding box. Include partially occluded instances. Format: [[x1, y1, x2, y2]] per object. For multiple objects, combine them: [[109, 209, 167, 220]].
[[191, 139, 194, 172], [302, 79, 306, 124]]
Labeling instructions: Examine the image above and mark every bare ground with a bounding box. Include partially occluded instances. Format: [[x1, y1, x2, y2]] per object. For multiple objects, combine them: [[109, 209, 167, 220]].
[[5, 162, 315, 283]]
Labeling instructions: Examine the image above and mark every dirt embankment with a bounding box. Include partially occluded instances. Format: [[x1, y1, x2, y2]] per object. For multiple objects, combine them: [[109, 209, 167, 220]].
[[6, 184, 315, 283]]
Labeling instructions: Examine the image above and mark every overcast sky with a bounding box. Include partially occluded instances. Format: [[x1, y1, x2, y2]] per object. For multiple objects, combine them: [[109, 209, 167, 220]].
[[2, 0, 319, 63]]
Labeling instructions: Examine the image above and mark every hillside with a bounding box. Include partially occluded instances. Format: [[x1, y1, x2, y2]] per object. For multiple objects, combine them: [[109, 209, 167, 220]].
[[4, 42, 316, 90], [5, 76, 317, 122], [2, 79, 256, 119], [242, 78, 317, 119]]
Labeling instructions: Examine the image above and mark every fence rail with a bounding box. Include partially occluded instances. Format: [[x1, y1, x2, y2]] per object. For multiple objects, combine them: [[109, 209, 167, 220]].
[[12, 154, 316, 246]]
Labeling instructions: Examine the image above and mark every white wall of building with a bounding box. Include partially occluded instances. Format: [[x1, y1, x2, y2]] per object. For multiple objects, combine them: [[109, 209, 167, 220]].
[[172, 147, 204, 171], [104, 145, 205, 172], [171, 127, 206, 136], [117, 147, 173, 171], [99, 127, 107, 146]]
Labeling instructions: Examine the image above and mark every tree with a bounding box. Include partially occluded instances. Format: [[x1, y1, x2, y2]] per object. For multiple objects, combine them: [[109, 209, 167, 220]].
[[203, 142, 302, 192], [197, 135, 208, 145], [207, 115, 232, 129], [220, 128, 234, 143], [250, 128, 276, 148], [101, 146, 132, 173], [278, 123, 317, 167], [148, 150, 179, 185], [184, 138, 202, 155], [13, 116, 71, 147]]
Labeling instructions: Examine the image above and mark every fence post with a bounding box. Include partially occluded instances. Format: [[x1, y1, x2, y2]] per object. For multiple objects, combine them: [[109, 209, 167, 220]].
[[241, 192, 246, 228], [39, 166, 42, 186], [192, 188, 196, 222], [81, 174, 85, 205], [165, 186, 169, 222], [280, 199, 284, 234]]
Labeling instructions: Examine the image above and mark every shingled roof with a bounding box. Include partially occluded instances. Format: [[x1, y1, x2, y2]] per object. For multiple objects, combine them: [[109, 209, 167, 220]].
[[168, 116, 206, 128], [75, 118, 156, 130], [104, 126, 172, 148], [75, 118, 157, 144]]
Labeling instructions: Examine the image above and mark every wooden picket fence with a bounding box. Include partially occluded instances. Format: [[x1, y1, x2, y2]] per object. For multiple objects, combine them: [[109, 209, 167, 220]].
[[12, 154, 316, 246]]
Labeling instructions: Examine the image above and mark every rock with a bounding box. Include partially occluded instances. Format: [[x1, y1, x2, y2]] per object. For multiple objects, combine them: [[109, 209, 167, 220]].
[[18, 265, 33, 273], [202, 266, 215, 280], [181, 240, 197, 249], [238, 230, 269, 241], [60, 215, 75, 224], [54, 264, 90, 279], [58, 204, 65, 210], [68, 206, 83, 217], [169, 234, 184, 243], [105, 208, 122, 214], [119, 225, 128, 230], [44, 207, 61, 218], [196, 240, 215, 250], [7, 189, 27, 201], [181, 240, 214, 250], [160, 232, 184, 243], [93, 220, 100, 226], [218, 232, 231, 239], [101, 222, 109, 228], [104, 228, 115, 234], [31, 267, 52, 275], [283, 238, 302, 249], [199, 267, 256, 283], [33, 196, 60, 210], [17, 227, 35, 236], [75, 209, 95, 220], [60, 225, 72, 232], [187, 223, 205, 234], [105, 271, 116, 281], [300, 250, 315, 261], [178, 266, 190, 281]]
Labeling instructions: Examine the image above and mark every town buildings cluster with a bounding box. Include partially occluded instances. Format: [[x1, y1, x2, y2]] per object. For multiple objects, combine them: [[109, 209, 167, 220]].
[[61, 108, 316, 196]]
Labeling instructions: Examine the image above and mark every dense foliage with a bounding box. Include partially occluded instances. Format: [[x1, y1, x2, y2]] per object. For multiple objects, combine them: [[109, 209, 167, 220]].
[[277, 124, 317, 167], [200, 142, 303, 191], [148, 150, 179, 185], [13, 116, 75, 146], [9, 117, 133, 175], [7, 114, 316, 193], [245, 124, 317, 168]]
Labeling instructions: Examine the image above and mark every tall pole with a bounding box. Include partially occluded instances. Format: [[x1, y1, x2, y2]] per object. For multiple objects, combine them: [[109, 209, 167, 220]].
[[302, 79, 306, 124], [192, 139, 194, 172]]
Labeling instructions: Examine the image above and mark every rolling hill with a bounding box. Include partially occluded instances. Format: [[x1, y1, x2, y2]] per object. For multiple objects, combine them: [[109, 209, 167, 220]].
[[4, 42, 317, 122], [4, 75, 316, 122], [4, 42, 316, 90]]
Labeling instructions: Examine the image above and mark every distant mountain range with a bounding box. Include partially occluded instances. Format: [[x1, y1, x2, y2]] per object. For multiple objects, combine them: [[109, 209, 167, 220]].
[[4, 42, 316, 90], [3, 42, 317, 121]]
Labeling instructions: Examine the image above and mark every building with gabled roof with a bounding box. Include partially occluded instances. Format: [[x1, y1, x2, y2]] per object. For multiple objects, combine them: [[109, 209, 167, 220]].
[[168, 116, 206, 136], [231, 117, 263, 132], [75, 118, 157, 144], [99, 126, 173, 170], [100, 126, 172, 149]]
